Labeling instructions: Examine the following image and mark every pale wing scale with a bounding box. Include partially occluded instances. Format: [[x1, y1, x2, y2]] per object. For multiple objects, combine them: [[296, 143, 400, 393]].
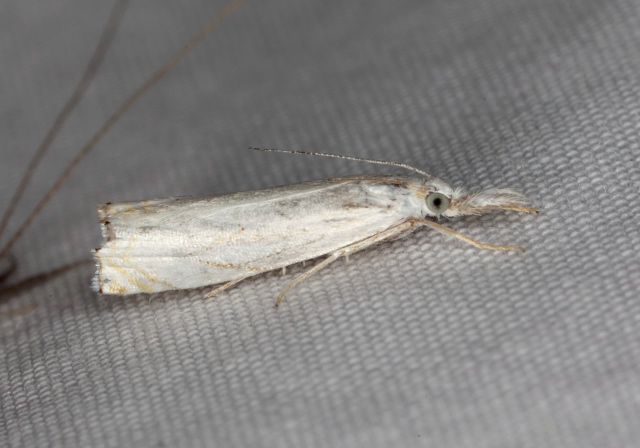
[[93, 176, 425, 294]]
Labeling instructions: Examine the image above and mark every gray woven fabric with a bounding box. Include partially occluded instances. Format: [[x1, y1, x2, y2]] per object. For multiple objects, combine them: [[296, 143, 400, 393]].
[[2, 0, 639, 446]]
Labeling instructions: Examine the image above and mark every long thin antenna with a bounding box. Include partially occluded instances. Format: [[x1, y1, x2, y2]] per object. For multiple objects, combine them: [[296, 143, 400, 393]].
[[0, 0, 246, 262], [0, 0, 131, 241], [248, 147, 432, 177]]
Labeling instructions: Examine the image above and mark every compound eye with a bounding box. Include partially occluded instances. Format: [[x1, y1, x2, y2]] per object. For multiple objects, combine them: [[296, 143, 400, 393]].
[[426, 192, 450, 214]]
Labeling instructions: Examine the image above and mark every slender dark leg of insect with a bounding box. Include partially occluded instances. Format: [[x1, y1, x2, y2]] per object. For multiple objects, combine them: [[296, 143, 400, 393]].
[[0, 253, 17, 285], [0, 0, 131, 310], [0, 304, 38, 317], [0, 0, 247, 263], [412, 218, 525, 252], [0, 258, 92, 299], [0, 0, 131, 243], [275, 220, 417, 307], [0, 0, 245, 308], [203, 277, 247, 300]]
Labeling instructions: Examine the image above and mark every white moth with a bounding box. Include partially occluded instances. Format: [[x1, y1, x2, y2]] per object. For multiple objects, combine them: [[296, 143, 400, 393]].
[[93, 148, 538, 306], [0, 2, 538, 308]]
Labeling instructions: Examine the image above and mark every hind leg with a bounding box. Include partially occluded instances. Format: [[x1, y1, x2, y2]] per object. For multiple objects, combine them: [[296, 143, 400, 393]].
[[203, 276, 248, 300], [275, 220, 417, 307]]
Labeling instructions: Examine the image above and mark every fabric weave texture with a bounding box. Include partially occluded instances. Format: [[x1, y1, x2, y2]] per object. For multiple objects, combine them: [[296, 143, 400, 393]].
[[1, 0, 639, 447]]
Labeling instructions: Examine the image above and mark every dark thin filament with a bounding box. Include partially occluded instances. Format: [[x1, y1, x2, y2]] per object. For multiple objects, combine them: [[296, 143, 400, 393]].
[[0, 259, 92, 300], [0, 0, 131, 241], [0, 253, 17, 284], [0, 0, 246, 262]]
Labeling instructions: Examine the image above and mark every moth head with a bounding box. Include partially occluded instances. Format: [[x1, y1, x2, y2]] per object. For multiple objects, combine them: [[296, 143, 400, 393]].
[[422, 178, 539, 218]]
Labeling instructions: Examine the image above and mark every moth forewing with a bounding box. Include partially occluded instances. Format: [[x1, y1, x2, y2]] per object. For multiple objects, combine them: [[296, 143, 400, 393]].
[[93, 175, 428, 295]]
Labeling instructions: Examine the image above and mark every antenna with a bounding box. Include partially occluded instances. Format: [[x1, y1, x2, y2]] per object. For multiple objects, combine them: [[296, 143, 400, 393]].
[[248, 147, 431, 177]]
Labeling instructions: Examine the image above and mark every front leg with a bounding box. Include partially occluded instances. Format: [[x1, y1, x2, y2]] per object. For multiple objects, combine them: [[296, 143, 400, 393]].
[[412, 218, 525, 252]]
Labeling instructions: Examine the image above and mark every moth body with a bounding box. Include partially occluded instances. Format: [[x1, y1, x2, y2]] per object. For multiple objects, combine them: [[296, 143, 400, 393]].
[[93, 171, 537, 301], [94, 175, 422, 294]]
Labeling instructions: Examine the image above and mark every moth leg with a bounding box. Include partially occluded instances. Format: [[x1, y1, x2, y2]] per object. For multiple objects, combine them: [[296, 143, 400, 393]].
[[275, 253, 341, 307], [412, 218, 525, 252], [203, 277, 247, 300], [0, 252, 17, 285], [0, 303, 38, 317], [275, 220, 417, 307]]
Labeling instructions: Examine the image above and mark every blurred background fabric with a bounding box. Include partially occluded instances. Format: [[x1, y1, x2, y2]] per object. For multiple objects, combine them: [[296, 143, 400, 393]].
[[1, 0, 639, 446]]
